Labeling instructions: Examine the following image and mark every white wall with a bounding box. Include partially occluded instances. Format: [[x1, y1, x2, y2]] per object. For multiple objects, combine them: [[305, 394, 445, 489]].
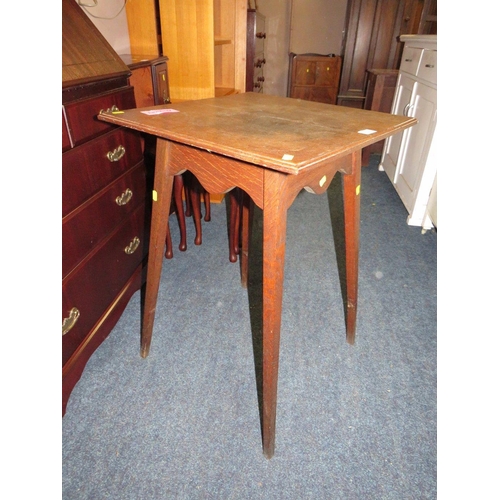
[[289, 0, 348, 55], [74, 0, 130, 54]]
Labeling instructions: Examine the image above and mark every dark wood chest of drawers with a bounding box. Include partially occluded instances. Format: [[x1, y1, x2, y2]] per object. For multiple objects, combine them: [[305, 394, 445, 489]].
[[62, 0, 150, 415], [246, 9, 266, 92]]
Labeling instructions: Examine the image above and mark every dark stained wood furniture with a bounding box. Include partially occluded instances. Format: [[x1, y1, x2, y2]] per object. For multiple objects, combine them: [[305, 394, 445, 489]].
[[98, 92, 416, 458], [62, 0, 150, 414], [246, 9, 266, 93], [119, 53, 211, 257], [337, 0, 437, 109], [287, 53, 342, 105], [362, 68, 399, 165]]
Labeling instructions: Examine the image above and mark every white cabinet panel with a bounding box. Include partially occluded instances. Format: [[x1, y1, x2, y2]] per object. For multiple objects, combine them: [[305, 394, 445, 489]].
[[381, 74, 415, 183], [379, 35, 437, 230], [395, 82, 437, 213]]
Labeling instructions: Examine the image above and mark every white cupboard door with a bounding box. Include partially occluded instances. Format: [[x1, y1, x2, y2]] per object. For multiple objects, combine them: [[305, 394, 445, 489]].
[[380, 74, 415, 182], [394, 82, 437, 214]]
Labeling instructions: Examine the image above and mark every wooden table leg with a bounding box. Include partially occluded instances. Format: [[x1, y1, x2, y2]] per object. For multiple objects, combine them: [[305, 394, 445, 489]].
[[173, 176, 187, 252], [261, 170, 288, 459], [141, 138, 173, 358], [343, 151, 361, 345], [228, 188, 241, 263], [239, 191, 253, 288]]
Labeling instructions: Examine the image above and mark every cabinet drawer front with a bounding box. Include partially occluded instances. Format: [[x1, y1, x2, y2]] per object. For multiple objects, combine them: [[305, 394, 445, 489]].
[[62, 163, 148, 277], [62, 203, 149, 367], [400, 47, 423, 76], [290, 86, 338, 104], [293, 60, 316, 86], [62, 128, 143, 217], [416, 50, 437, 85], [64, 87, 136, 146], [314, 60, 340, 86], [62, 108, 72, 152]]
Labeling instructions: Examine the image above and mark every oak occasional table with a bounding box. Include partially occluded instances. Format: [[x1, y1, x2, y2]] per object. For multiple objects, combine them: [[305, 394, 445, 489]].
[[99, 93, 415, 458]]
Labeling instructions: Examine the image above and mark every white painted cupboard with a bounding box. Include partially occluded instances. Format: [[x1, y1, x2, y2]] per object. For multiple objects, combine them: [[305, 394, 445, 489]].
[[379, 35, 437, 230]]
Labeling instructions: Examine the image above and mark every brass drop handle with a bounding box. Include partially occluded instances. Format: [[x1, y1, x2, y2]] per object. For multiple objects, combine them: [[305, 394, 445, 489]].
[[116, 188, 133, 206], [62, 307, 80, 336], [107, 145, 126, 162], [124, 236, 140, 255], [99, 104, 119, 114]]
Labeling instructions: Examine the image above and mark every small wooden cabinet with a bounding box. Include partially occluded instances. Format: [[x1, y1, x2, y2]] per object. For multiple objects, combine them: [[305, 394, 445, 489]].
[[246, 9, 266, 92], [287, 53, 342, 105], [379, 35, 437, 230], [119, 54, 171, 107], [62, 0, 150, 414]]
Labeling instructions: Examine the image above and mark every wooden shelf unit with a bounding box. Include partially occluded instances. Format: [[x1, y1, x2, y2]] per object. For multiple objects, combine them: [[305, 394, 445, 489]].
[[127, 0, 247, 102]]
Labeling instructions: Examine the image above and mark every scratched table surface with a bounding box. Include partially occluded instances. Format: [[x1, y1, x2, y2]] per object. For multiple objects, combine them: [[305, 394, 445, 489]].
[[99, 93, 415, 174]]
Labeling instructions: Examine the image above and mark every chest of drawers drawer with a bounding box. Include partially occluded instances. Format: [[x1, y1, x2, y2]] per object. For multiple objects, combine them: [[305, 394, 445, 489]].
[[416, 49, 437, 84], [62, 127, 143, 217], [62, 163, 148, 277], [62, 202, 150, 366], [64, 87, 136, 147]]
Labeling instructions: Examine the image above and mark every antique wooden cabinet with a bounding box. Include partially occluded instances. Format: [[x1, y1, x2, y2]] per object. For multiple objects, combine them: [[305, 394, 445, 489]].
[[62, 0, 150, 414], [119, 54, 171, 107], [287, 53, 342, 105], [379, 35, 437, 230], [246, 9, 266, 92]]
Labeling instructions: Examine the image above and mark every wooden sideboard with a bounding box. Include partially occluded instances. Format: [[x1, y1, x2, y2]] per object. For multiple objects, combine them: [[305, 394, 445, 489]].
[[62, 0, 150, 415]]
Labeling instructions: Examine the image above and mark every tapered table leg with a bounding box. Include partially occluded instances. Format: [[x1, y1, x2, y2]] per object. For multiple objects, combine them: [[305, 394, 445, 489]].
[[239, 191, 253, 288], [343, 151, 361, 345], [261, 170, 288, 459], [141, 138, 173, 358], [173, 176, 187, 252]]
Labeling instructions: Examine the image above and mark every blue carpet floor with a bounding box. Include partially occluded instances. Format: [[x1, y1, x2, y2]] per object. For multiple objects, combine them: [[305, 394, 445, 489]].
[[62, 157, 437, 499]]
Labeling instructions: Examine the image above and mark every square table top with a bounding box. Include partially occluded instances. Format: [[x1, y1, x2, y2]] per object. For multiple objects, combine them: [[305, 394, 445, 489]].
[[98, 93, 416, 175]]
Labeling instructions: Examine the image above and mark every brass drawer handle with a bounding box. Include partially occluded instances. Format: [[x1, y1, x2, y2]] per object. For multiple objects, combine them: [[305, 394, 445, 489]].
[[124, 236, 140, 255], [107, 145, 126, 162], [116, 188, 133, 206], [256, 32, 266, 39], [99, 104, 119, 115], [62, 307, 80, 336], [425, 64, 435, 68]]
